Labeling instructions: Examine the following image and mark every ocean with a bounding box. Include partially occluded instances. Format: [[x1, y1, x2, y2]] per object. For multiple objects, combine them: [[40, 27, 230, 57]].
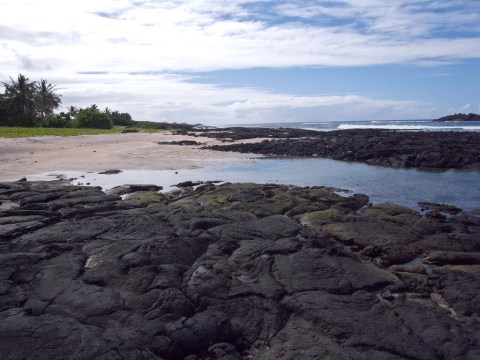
[[232, 119, 480, 132]]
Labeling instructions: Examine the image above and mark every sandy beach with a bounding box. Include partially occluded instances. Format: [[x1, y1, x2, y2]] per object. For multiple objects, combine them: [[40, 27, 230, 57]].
[[0, 132, 262, 182]]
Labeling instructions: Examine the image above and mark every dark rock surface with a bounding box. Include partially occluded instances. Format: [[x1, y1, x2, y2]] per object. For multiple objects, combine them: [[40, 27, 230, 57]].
[[98, 169, 123, 174], [158, 140, 203, 146], [205, 129, 480, 169], [435, 113, 480, 122], [110, 184, 163, 196], [195, 127, 322, 141], [1, 180, 480, 359]]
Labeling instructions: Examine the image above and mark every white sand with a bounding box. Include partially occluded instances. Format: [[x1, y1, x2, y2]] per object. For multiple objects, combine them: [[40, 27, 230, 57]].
[[0, 132, 262, 182]]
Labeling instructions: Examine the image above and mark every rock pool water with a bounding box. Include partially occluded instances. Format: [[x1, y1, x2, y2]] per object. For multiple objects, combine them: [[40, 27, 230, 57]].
[[32, 157, 480, 211]]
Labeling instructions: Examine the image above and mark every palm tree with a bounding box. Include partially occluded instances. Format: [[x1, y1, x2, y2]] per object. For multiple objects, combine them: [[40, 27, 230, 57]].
[[34, 79, 62, 122], [2, 74, 36, 117], [67, 106, 78, 118], [89, 104, 98, 111], [104, 107, 111, 115]]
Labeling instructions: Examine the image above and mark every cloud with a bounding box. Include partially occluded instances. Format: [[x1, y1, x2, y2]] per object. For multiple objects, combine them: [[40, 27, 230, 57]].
[[1, 0, 479, 74], [277, 0, 480, 37], [0, 1, 478, 123], [49, 72, 432, 124]]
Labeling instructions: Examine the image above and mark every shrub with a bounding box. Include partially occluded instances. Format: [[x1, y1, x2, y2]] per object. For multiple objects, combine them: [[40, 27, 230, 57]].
[[110, 112, 134, 126], [44, 113, 70, 128], [75, 108, 113, 129], [13, 112, 38, 127]]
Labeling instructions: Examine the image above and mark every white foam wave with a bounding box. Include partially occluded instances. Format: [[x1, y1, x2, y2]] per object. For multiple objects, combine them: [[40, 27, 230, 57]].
[[337, 124, 480, 131], [301, 127, 329, 132]]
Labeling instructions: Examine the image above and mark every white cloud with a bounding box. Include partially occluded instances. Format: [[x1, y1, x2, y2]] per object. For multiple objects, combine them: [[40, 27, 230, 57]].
[[0, 0, 478, 123], [47, 72, 431, 124], [1, 0, 479, 75]]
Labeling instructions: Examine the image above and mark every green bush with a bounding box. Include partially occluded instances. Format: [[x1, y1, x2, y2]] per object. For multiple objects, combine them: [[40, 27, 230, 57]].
[[110, 112, 134, 126], [13, 112, 38, 127], [75, 108, 113, 129], [44, 114, 70, 128]]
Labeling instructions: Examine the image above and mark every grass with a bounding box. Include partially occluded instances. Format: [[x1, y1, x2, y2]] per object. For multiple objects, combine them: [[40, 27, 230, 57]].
[[0, 127, 164, 138]]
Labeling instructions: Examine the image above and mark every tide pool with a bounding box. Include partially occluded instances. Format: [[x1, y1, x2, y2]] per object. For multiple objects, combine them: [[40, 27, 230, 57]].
[[34, 157, 480, 211]]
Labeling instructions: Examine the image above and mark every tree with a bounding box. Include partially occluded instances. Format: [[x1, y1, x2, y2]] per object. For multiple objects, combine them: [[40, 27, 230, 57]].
[[75, 108, 113, 129], [2, 74, 36, 118], [0, 92, 14, 126], [109, 110, 134, 126], [34, 79, 62, 123], [67, 106, 78, 118], [43, 113, 70, 128]]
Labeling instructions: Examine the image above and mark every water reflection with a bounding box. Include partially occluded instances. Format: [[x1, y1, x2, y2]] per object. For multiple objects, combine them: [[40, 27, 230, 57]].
[[33, 158, 480, 211]]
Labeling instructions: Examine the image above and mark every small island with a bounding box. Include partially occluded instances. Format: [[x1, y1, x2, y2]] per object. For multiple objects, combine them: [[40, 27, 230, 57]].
[[435, 113, 480, 122]]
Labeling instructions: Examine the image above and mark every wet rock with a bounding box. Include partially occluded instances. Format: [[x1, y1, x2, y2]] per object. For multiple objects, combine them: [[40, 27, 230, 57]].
[[109, 184, 163, 196], [98, 169, 123, 174], [158, 140, 203, 146], [419, 202, 462, 215], [175, 180, 204, 188]]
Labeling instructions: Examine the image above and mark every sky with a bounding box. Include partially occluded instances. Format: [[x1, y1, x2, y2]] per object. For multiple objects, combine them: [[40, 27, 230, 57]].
[[0, 0, 479, 125]]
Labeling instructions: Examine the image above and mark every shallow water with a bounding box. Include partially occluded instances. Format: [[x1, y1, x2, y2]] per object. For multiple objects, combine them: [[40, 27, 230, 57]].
[[34, 157, 480, 211]]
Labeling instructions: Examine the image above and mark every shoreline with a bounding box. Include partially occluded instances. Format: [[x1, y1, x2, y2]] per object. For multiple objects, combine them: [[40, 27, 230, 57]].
[[2, 128, 480, 183], [0, 131, 263, 182]]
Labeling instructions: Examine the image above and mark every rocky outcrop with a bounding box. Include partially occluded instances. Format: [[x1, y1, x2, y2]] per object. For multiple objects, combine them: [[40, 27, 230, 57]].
[[205, 129, 480, 170], [1, 180, 480, 359], [158, 140, 203, 146], [195, 127, 322, 141], [435, 113, 480, 122]]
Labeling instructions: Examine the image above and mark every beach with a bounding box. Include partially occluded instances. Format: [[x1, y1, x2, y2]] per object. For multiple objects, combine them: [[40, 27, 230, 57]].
[[0, 132, 263, 182]]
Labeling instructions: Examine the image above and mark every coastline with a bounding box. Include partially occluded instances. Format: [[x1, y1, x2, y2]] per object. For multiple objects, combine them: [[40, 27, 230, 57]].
[[1, 128, 479, 211], [0, 132, 263, 182], [2, 128, 480, 183]]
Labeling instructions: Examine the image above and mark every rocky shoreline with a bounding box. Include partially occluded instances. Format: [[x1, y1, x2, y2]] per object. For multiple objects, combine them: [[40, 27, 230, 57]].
[[202, 128, 480, 170], [1, 180, 480, 359]]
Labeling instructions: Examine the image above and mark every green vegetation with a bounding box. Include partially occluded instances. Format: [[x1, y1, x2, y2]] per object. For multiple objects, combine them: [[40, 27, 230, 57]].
[[0, 127, 122, 138], [1, 73, 198, 135], [1, 74, 61, 127], [75, 108, 113, 129], [0, 74, 133, 130], [134, 121, 196, 132]]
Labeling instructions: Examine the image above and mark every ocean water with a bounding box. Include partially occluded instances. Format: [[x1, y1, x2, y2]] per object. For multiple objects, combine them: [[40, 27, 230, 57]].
[[37, 157, 480, 212], [233, 119, 480, 132]]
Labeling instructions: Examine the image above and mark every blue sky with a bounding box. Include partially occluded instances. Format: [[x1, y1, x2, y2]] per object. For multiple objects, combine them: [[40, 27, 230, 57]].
[[0, 0, 479, 124]]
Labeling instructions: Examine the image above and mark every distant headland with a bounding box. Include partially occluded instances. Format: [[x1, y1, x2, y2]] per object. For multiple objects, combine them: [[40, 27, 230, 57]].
[[435, 113, 480, 122]]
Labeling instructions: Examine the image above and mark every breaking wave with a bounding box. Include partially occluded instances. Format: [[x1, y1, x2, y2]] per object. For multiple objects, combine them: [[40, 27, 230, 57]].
[[337, 124, 480, 131]]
